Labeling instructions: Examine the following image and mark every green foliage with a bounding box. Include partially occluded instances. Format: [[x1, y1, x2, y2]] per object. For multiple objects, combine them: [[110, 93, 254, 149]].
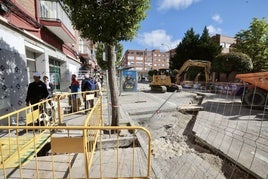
[[233, 18, 268, 72], [63, 0, 150, 44], [170, 27, 222, 70], [197, 27, 222, 61], [212, 52, 253, 73], [171, 28, 199, 69]]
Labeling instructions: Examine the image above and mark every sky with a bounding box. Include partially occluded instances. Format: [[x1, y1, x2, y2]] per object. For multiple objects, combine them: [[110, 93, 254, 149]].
[[121, 0, 268, 53]]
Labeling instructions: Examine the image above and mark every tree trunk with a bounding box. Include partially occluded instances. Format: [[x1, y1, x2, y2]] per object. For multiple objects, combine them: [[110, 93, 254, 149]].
[[107, 44, 119, 126]]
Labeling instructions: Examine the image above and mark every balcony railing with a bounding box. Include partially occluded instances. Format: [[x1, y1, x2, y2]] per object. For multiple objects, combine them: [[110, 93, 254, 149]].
[[39, 0, 75, 36]]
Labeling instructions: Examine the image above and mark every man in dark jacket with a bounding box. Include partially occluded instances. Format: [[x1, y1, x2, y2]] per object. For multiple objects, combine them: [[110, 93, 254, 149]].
[[26, 72, 49, 110], [81, 73, 95, 110]]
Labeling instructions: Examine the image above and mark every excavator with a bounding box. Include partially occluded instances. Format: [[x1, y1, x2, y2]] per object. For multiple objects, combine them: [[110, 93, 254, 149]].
[[149, 68, 182, 93], [149, 59, 211, 93]]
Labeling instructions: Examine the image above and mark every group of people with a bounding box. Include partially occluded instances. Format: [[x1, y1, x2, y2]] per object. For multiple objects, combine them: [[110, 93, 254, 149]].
[[25, 72, 102, 112], [69, 73, 102, 110], [25, 72, 54, 110]]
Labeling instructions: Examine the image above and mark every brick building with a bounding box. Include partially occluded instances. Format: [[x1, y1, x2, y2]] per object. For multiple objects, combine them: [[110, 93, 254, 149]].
[[212, 34, 236, 53], [120, 49, 170, 80]]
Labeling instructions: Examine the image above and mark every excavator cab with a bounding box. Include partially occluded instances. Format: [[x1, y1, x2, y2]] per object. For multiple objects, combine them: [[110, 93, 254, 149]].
[[150, 69, 182, 93]]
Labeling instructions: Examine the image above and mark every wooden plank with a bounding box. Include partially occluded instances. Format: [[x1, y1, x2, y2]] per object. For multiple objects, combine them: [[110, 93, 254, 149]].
[[177, 105, 204, 113], [51, 137, 84, 153], [0, 137, 29, 161], [0, 134, 50, 168]]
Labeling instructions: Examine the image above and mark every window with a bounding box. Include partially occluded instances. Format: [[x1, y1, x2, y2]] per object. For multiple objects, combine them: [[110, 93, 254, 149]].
[[49, 58, 61, 90], [226, 43, 231, 48], [136, 57, 143, 61]]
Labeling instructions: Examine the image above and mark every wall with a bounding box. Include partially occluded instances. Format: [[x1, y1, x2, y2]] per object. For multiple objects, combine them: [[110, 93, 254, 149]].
[[0, 25, 28, 114]]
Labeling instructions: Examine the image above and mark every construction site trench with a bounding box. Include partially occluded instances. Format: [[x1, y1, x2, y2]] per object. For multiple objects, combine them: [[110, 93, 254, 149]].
[[120, 86, 259, 179]]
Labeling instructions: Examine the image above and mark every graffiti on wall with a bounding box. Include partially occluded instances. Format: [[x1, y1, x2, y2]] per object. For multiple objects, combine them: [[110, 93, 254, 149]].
[[0, 39, 28, 115]]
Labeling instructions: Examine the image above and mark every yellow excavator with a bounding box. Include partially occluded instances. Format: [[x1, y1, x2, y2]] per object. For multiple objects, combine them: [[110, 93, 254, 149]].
[[149, 68, 182, 93], [149, 59, 211, 93]]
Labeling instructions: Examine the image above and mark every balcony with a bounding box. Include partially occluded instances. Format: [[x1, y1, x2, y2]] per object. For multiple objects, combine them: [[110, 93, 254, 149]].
[[39, 0, 75, 43]]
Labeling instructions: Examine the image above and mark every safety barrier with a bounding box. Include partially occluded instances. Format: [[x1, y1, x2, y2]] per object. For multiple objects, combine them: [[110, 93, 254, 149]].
[[0, 126, 152, 179], [0, 91, 152, 179]]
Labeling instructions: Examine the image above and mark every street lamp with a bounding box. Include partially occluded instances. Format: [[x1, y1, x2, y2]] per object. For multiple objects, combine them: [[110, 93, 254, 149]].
[[161, 43, 171, 68]]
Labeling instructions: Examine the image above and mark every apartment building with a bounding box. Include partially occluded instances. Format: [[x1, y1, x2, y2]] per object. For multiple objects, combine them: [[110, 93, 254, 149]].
[[120, 49, 170, 80], [0, 0, 95, 115], [212, 34, 236, 53]]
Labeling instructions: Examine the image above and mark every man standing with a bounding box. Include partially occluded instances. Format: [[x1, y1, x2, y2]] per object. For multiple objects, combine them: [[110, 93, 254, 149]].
[[81, 74, 95, 110], [26, 72, 49, 110], [69, 74, 80, 112], [43, 75, 54, 97]]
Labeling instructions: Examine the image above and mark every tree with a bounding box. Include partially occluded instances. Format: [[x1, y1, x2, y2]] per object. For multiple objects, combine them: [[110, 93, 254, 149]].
[[170, 27, 222, 70], [171, 28, 199, 70], [197, 27, 222, 61], [212, 52, 253, 80], [233, 18, 268, 72], [63, 0, 150, 126], [170, 27, 222, 81]]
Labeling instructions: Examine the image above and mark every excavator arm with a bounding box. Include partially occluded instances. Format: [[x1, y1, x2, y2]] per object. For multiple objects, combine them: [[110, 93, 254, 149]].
[[176, 59, 211, 84]]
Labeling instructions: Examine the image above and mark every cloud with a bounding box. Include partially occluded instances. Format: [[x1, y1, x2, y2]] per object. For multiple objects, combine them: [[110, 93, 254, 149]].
[[212, 14, 223, 24], [158, 0, 201, 10], [207, 25, 222, 35], [137, 29, 181, 51]]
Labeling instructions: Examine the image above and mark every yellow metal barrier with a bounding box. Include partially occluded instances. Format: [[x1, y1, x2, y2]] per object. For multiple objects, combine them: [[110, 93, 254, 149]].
[[0, 91, 152, 179], [0, 126, 152, 179]]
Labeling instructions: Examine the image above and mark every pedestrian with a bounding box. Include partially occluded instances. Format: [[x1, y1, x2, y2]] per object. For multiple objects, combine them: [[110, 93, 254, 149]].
[[69, 74, 80, 112], [42, 75, 56, 121], [69, 74, 80, 99], [95, 77, 102, 96], [43, 75, 54, 97], [81, 73, 95, 110], [26, 72, 49, 110]]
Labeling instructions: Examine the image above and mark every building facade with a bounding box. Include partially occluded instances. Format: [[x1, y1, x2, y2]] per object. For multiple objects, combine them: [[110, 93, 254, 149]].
[[212, 34, 236, 53], [0, 0, 95, 115], [120, 49, 170, 80]]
